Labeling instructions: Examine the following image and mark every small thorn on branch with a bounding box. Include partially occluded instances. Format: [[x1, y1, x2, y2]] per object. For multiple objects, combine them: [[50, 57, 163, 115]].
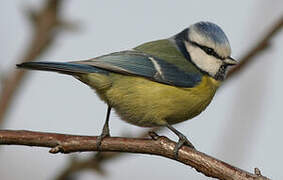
[[49, 145, 64, 154], [254, 167, 262, 176], [148, 131, 159, 140]]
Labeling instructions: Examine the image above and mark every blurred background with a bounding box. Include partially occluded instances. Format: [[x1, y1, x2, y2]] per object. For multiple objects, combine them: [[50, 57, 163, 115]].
[[0, 0, 282, 179]]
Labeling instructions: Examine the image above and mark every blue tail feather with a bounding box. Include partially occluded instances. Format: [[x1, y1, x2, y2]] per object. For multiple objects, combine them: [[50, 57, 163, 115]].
[[16, 62, 108, 75]]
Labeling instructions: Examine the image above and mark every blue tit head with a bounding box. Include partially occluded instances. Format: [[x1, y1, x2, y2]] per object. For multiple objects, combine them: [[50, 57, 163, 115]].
[[173, 21, 237, 80]]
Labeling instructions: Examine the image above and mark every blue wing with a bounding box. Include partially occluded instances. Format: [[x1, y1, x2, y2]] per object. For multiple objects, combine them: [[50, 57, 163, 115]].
[[73, 51, 202, 87]]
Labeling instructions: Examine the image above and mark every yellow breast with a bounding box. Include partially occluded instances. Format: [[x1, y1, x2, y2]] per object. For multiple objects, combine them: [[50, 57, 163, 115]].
[[103, 74, 221, 127]]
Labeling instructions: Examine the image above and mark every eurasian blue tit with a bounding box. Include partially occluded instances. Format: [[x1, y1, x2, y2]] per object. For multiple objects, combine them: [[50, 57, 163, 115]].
[[17, 21, 237, 158]]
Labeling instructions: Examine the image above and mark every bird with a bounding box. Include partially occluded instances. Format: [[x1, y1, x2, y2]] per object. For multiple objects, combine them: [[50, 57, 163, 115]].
[[17, 21, 237, 158]]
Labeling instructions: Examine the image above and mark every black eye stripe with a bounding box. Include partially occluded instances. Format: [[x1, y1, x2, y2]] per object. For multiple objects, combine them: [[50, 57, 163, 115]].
[[189, 41, 224, 60]]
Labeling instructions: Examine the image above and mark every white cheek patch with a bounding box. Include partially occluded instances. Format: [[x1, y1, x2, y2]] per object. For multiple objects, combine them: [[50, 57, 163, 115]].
[[185, 41, 222, 76]]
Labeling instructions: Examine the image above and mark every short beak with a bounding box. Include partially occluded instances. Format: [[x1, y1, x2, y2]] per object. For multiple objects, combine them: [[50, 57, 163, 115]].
[[224, 56, 238, 66]]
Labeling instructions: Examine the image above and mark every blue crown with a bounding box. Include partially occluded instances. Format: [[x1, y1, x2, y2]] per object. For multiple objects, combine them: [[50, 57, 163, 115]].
[[193, 22, 229, 45]]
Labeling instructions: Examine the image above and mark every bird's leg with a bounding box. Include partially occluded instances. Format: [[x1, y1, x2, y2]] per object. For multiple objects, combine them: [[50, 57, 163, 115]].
[[96, 106, 112, 149], [166, 124, 195, 159]]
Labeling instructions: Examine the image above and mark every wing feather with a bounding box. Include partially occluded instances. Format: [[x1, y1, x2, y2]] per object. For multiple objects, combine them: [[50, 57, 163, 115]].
[[73, 51, 201, 87]]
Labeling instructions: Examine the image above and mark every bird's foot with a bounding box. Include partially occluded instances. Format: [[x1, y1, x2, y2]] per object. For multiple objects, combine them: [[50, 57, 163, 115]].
[[174, 133, 195, 159], [166, 124, 195, 159], [96, 123, 110, 150]]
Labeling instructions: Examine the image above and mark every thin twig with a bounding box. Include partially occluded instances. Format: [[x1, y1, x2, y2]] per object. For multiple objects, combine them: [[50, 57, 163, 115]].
[[226, 16, 283, 80], [54, 152, 119, 180], [0, 0, 64, 125], [0, 130, 270, 180]]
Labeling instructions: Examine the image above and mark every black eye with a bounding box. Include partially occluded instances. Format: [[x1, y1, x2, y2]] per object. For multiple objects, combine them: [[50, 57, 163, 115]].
[[189, 41, 224, 60], [202, 46, 224, 60], [203, 47, 214, 55]]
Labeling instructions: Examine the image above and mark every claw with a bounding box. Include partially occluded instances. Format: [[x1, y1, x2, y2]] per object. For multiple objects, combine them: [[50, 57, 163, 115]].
[[96, 128, 110, 149], [173, 133, 195, 159], [166, 124, 195, 159]]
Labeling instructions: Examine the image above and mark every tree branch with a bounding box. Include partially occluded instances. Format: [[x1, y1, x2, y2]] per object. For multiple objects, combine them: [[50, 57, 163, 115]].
[[55, 128, 160, 180], [0, 130, 269, 180]]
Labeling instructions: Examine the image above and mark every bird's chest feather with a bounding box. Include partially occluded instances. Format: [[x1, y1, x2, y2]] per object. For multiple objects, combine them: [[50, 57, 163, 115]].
[[105, 74, 220, 127]]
